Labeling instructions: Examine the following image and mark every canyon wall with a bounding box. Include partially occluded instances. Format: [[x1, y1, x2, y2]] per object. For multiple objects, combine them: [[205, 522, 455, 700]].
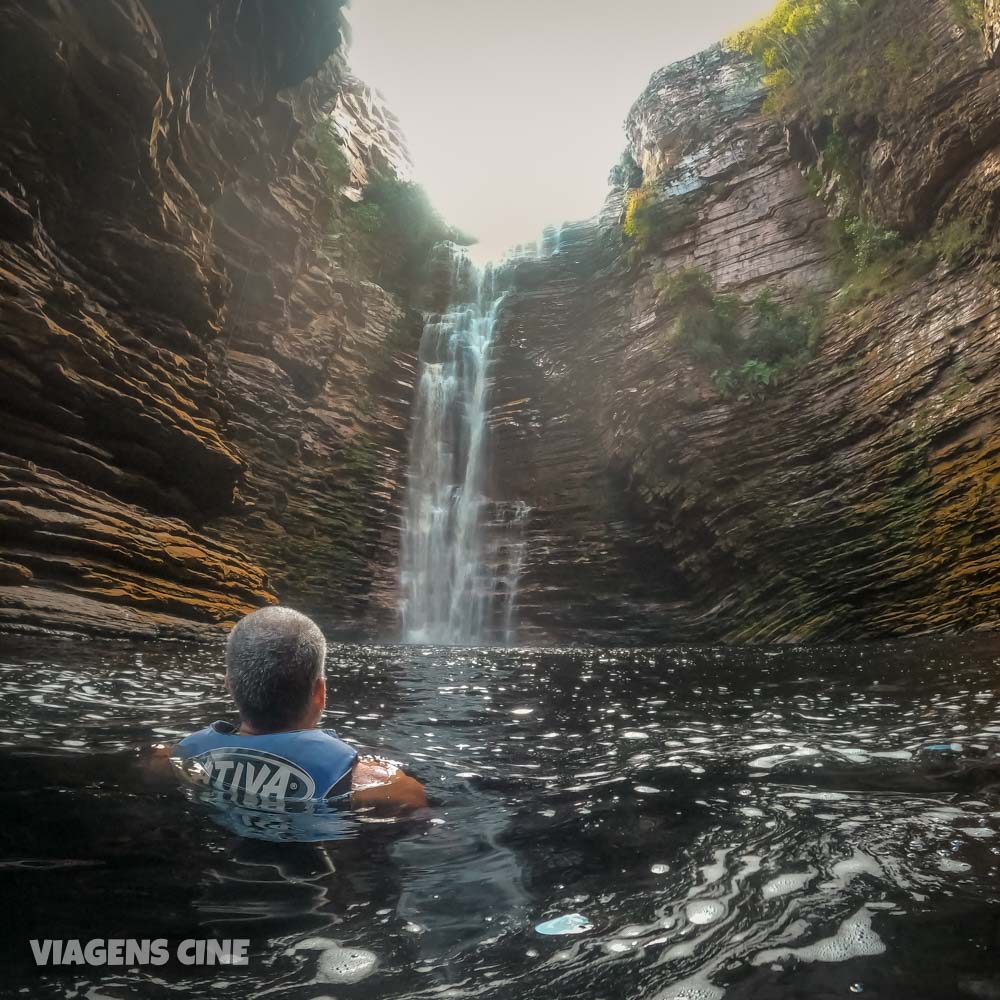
[[492, 0, 1000, 643], [4, 0, 999, 646], [0, 1, 421, 638]]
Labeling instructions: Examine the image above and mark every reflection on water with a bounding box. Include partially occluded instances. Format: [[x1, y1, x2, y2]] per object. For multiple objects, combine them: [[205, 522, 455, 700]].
[[0, 636, 999, 998]]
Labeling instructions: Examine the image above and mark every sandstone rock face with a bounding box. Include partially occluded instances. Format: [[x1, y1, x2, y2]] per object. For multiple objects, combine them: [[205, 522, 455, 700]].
[[492, 24, 1000, 643], [0, 1, 419, 638]]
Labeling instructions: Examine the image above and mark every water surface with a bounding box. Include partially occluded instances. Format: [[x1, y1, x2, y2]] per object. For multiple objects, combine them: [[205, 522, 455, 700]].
[[1, 636, 999, 998]]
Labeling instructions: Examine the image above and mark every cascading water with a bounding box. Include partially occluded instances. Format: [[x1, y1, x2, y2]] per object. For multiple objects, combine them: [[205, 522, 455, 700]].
[[400, 248, 527, 645]]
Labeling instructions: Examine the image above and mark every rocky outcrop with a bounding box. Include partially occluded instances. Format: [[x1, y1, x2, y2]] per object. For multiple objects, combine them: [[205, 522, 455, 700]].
[[0, 1, 421, 638], [492, 6, 1000, 643]]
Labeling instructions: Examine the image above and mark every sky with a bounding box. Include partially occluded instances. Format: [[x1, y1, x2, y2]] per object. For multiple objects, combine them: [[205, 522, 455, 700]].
[[347, 0, 774, 262]]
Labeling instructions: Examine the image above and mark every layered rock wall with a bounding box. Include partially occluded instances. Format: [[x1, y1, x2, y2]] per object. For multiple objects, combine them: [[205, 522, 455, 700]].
[[0, 1, 419, 637], [492, 6, 1000, 643]]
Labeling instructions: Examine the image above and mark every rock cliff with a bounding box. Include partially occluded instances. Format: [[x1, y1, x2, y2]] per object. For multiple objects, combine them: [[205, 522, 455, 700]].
[[4, 0, 999, 646], [0, 1, 422, 638], [492, 0, 1000, 643]]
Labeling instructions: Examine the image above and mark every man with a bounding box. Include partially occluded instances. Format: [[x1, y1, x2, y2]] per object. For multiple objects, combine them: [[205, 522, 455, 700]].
[[173, 606, 426, 810]]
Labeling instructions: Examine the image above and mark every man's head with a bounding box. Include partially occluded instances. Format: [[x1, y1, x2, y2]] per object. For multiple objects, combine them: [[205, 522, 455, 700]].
[[225, 607, 327, 733]]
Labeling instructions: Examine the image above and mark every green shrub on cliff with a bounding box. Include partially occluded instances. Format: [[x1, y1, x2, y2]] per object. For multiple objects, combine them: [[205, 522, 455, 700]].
[[311, 121, 351, 197], [348, 176, 460, 292], [744, 290, 819, 363], [948, 0, 984, 30], [840, 217, 901, 270], [655, 267, 716, 308], [728, 0, 976, 122], [712, 359, 782, 400], [624, 188, 699, 252], [926, 216, 986, 266], [655, 268, 741, 364], [726, 0, 861, 115], [609, 149, 643, 189], [834, 214, 987, 310], [623, 188, 659, 249], [351, 202, 385, 234], [655, 268, 820, 397]]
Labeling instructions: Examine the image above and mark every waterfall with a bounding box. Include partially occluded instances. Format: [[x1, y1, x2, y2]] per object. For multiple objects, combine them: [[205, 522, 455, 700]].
[[400, 248, 526, 645]]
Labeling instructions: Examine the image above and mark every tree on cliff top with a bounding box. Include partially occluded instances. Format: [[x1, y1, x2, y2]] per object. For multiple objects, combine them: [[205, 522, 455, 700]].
[[353, 176, 475, 295]]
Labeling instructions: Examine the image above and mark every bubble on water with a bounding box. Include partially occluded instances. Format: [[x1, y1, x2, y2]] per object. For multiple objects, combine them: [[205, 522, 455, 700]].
[[752, 907, 885, 965], [685, 900, 726, 925], [287, 937, 378, 984], [761, 872, 813, 899], [651, 863, 670, 874]]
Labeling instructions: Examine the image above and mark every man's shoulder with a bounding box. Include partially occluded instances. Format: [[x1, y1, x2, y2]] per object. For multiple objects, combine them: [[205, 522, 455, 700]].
[[172, 724, 357, 801], [173, 721, 233, 756]]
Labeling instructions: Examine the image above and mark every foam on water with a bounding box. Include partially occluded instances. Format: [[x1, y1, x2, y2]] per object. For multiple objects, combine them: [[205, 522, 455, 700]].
[[761, 871, 814, 899], [685, 900, 727, 925], [938, 858, 972, 873], [826, 850, 883, 886], [288, 937, 378, 984], [652, 975, 725, 1000], [752, 907, 886, 966]]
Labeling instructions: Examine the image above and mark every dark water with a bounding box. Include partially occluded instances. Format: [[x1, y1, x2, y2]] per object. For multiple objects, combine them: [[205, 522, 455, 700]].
[[1, 635, 999, 999]]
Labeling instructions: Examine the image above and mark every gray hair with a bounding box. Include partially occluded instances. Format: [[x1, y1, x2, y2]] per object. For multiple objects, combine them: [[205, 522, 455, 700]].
[[225, 606, 327, 732]]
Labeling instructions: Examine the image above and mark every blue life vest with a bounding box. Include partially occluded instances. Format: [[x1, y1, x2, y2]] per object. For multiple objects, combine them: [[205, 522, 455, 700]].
[[173, 721, 359, 802]]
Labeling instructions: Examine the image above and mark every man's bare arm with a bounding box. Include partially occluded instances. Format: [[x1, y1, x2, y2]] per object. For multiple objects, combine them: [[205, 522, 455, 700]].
[[351, 756, 428, 810]]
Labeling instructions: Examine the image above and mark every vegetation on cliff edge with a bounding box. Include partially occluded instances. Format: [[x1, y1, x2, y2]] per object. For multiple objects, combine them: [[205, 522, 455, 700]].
[[310, 119, 473, 295], [654, 268, 822, 399], [726, 0, 982, 120], [623, 186, 699, 251]]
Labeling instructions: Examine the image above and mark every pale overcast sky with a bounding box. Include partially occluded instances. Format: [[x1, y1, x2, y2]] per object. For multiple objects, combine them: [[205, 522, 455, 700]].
[[347, 0, 773, 261]]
